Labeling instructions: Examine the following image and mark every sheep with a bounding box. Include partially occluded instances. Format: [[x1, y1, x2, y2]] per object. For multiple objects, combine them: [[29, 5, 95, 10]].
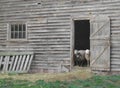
[[85, 49, 90, 67], [74, 49, 90, 67], [74, 50, 81, 66], [78, 50, 86, 66], [74, 50, 86, 66]]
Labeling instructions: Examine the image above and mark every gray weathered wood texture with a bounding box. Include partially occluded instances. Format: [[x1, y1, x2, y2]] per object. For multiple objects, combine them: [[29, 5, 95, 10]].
[[0, 52, 34, 73], [90, 15, 110, 71], [0, 0, 120, 72]]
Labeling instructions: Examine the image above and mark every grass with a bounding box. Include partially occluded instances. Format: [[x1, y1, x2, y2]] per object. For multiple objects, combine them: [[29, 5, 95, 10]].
[[0, 75, 120, 88], [0, 67, 92, 82], [0, 67, 120, 88]]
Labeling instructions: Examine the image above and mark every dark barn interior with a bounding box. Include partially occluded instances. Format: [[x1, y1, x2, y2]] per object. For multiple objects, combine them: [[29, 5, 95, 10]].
[[74, 20, 90, 50]]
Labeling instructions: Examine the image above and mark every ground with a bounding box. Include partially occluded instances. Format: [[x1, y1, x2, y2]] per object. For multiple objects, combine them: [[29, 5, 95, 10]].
[[0, 67, 92, 82], [0, 67, 120, 88]]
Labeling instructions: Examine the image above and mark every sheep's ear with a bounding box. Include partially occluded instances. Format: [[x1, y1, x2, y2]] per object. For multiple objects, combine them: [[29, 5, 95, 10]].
[[90, 15, 110, 71]]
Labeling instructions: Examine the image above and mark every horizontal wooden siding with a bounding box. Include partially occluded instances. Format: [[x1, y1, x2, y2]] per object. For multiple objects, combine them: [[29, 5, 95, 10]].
[[0, 0, 120, 72]]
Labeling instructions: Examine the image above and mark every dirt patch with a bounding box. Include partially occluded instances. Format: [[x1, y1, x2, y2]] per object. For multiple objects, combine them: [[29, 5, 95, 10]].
[[0, 66, 92, 82]]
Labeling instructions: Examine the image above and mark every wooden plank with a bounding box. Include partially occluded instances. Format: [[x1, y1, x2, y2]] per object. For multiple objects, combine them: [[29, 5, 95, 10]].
[[16, 55, 22, 71], [26, 55, 33, 72], [2, 56, 7, 72], [0, 56, 3, 71], [19, 55, 26, 71], [12, 55, 19, 71], [9, 56, 15, 71], [111, 69, 120, 71], [0, 52, 34, 56], [5, 56, 10, 72], [23, 55, 30, 71]]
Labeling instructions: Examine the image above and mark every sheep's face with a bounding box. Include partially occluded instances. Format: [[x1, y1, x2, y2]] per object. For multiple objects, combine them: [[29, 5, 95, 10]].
[[85, 49, 90, 55], [74, 50, 78, 55], [74, 50, 80, 58]]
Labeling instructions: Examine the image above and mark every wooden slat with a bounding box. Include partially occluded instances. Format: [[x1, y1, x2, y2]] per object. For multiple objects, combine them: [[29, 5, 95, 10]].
[[3, 57, 8, 72], [12, 55, 19, 71], [19, 55, 26, 71], [0, 52, 34, 56], [5, 56, 10, 72], [9, 56, 15, 71], [16, 55, 22, 71], [26, 55, 33, 72], [23, 55, 30, 71], [0, 56, 3, 71]]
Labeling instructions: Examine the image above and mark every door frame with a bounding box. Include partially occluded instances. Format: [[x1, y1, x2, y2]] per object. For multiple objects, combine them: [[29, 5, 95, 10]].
[[70, 15, 91, 68]]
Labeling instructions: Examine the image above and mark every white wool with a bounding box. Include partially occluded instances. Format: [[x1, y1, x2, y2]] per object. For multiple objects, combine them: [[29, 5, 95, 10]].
[[74, 49, 90, 66], [85, 49, 90, 66], [85, 49, 90, 54], [74, 50, 78, 55]]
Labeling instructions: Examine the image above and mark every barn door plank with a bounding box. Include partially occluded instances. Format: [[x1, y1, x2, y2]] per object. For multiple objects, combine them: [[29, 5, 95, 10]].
[[90, 15, 110, 71]]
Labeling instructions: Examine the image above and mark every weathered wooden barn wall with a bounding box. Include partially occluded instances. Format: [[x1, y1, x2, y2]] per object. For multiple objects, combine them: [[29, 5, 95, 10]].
[[0, 0, 120, 72]]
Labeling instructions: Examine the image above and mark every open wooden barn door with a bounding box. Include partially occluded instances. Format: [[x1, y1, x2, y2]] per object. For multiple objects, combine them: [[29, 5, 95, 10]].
[[90, 15, 110, 71]]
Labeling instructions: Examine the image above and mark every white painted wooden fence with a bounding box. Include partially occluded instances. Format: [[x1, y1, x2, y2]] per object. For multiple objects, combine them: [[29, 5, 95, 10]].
[[0, 52, 34, 73]]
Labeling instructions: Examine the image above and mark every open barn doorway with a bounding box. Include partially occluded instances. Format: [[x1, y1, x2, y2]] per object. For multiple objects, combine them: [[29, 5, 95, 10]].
[[73, 20, 90, 67]]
